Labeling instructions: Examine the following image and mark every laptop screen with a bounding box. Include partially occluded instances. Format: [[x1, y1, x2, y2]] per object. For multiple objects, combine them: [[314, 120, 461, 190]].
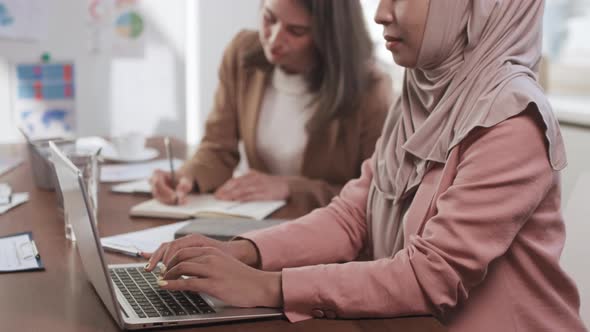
[[49, 142, 124, 328]]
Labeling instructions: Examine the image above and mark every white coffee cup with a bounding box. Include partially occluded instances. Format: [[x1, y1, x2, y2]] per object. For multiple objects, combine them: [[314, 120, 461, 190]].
[[111, 132, 145, 158]]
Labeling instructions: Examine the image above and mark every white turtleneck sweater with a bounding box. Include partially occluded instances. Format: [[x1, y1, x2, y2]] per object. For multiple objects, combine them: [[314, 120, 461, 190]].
[[256, 66, 316, 176]]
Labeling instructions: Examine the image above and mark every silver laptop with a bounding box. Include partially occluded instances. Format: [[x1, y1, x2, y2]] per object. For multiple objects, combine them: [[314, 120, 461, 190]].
[[49, 142, 282, 330]]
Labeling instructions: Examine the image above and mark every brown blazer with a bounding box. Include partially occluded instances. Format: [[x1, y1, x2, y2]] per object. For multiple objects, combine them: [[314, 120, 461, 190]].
[[180, 30, 393, 217]]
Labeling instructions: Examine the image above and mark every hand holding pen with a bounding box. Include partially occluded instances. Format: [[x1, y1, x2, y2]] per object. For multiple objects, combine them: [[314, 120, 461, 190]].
[[164, 137, 178, 204], [149, 137, 194, 205]]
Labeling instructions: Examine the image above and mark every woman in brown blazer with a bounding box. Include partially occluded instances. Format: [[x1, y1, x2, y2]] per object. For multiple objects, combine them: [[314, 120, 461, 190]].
[[151, 0, 393, 216]]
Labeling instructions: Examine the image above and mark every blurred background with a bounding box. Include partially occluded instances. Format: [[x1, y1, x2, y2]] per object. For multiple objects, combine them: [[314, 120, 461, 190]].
[[0, 0, 588, 326], [0, 0, 588, 144], [0, 0, 259, 144]]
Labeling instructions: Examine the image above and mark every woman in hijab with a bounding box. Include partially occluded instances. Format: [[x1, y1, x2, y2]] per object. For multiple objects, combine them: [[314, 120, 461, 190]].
[[144, 0, 587, 330]]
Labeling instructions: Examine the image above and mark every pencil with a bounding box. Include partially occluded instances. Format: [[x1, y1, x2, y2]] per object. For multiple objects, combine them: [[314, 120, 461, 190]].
[[164, 137, 178, 205]]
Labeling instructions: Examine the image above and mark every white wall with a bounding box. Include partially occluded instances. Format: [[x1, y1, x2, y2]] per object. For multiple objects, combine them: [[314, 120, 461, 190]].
[[187, 0, 258, 145], [0, 0, 260, 145], [0, 0, 187, 143], [108, 1, 186, 139], [558, 123, 590, 328]]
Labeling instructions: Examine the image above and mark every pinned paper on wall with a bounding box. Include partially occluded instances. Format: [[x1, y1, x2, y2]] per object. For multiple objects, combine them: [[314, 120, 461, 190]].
[[13, 63, 76, 140], [87, 0, 113, 54], [112, 0, 145, 57], [0, 0, 48, 42], [86, 0, 145, 57]]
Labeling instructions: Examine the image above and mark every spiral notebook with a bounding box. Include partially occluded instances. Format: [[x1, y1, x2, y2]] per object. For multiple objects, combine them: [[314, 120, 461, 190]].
[[130, 195, 285, 220]]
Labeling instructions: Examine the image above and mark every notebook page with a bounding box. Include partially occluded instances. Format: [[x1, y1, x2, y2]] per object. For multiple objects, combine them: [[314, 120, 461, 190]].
[[130, 195, 284, 219], [0, 193, 30, 215], [185, 195, 285, 219], [130, 195, 238, 219]]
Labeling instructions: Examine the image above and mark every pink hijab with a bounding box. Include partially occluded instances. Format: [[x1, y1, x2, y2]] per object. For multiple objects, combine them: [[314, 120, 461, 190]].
[[368, 0, 567, 258]]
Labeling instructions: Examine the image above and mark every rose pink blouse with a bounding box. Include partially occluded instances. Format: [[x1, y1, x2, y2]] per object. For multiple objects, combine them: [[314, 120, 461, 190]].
[[242, 111, 586, 332]]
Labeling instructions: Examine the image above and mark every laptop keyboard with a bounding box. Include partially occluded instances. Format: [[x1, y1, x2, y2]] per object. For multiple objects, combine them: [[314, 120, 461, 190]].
[[110, 267, 215, 318]]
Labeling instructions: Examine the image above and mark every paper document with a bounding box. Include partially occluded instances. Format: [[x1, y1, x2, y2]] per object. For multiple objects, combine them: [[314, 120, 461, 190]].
[[75, 136, 110, 155], [0, 233, 42, 272], [0, 193, 29, 215], [130, 195, 286, 220], [101, 159, 183, 183], [111, 179, 151, 194], [0, 157, 23, 177], [101, 221, 190, 255]]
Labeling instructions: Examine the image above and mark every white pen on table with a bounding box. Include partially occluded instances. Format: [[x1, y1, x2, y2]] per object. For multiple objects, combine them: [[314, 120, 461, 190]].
[[31, 240, 40, 259], [102, 243, 142, 258]]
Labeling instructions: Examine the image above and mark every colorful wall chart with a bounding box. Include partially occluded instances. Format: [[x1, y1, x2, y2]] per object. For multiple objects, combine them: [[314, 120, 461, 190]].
[[112, 0, 145, 56], [86, 0, 145, 56], [15, 63, 76, 139], [115, 10, 143, 39]]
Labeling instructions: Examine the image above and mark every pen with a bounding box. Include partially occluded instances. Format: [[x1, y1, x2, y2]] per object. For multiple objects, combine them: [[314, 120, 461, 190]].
[[102, 244, 141, 258], [31, 240, 40, 259], [164, 137, 178, 205]]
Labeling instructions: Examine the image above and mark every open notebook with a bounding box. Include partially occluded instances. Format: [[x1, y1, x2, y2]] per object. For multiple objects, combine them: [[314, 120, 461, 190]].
[[130, 195, 285, 220]]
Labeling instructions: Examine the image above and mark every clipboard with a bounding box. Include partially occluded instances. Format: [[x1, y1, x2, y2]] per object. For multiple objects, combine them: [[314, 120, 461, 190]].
[[0, 231, 45, 273]]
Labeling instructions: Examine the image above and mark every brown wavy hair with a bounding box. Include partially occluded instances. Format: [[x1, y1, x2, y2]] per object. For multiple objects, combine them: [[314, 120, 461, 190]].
[[244, 0, 376, 133]]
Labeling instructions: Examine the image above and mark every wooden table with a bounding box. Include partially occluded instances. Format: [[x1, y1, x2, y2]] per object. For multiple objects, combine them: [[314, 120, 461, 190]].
[[0, 139, 446, 332]]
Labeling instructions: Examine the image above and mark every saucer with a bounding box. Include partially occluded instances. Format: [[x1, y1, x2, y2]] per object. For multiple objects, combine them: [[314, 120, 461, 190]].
[[101, 147, 159, 163]]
